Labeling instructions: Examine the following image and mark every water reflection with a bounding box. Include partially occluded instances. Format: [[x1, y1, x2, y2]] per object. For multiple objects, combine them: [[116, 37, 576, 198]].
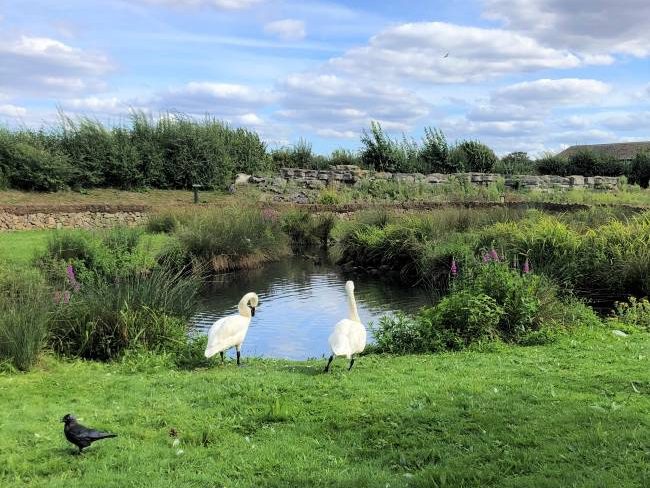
[[191, 256, 431, 360]]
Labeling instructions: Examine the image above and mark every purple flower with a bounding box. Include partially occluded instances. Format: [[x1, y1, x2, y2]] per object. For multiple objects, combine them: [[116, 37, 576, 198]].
[[450, 258, 458, 277], [66, 265, 80, 292], [53, 290, 71, 304], [482, 253, 490, 263], [523, 259, 531, 274], [261, 207, 279, 222], [489, 248, 500, 261]]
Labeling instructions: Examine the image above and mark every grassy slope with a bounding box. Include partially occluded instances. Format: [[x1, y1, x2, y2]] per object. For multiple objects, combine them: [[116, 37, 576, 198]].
[[0, 329, 648, 488]]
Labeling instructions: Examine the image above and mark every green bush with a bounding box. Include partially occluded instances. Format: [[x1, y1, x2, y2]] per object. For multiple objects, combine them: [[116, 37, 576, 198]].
[[628, 151, 650, 188], [420, 127, 455, 173], [494, 152, 535, 175], [450, 140, 498, 173], [0, 268, 52, 371], [0, 138, 72, 191], [612, 297, 650, 331], [281, 210, 336, 250], [535, 153, 571, 176], [50, 266, 200, 361]]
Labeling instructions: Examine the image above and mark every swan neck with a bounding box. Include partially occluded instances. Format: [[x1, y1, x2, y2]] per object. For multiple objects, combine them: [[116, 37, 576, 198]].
[[346, 287, 361, 323], [238, 293, 255, 318]]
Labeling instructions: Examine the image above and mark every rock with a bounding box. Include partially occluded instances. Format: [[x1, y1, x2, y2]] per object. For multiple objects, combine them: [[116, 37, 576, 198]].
[[234, 173, 251, 185], [612, 329, 628, 337]]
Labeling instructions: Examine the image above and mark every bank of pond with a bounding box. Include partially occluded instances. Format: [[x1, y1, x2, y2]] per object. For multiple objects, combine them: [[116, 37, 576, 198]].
[[1, 204, 649, 371]]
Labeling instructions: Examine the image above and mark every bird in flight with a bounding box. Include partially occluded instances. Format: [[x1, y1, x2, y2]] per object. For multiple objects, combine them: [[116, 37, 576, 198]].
[[443, 52, 449, 58], [62, 414, 117, 454]]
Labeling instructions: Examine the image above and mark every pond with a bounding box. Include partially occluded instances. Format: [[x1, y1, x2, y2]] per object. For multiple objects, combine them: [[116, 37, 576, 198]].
[[191, 256, 431, 360]]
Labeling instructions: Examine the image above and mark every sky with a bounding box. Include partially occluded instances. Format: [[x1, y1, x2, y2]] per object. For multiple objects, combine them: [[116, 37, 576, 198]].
[[0, 0, 649, 156]]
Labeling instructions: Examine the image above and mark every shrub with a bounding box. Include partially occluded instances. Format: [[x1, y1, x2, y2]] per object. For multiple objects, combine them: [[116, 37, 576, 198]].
[[360, 122, 414, 173], [450, 140, 498, 173], [420, 127, 454, 173], [0, 268, 52, 371], [628, 151, 650, 188], [0, 140, 72, 191], [50, 266, 200, 360], [372, 312, 429, 354], [494, 152, 535, 175], [612, 296, 650, 331], [535, 153, 570, 176], [317, 188, 341, 205], [329, 148, 360, 167]]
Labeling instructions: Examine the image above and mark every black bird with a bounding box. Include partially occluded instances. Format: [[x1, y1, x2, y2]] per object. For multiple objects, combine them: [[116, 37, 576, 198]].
[[62, 414, 117, 454]]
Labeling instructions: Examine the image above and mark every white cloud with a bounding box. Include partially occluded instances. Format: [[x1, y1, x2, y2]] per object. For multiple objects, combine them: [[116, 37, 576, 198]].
[[483, 0, 650, 57], [0, 35, 111, 96], [138, 0, 264, 10], [264, 19, 306, 41], [330, 22, 582, 84], [0, 103, 27, 117], [277, 73, 429, 137], [491, 78, 611, 106], [158, 82, 276, 114]]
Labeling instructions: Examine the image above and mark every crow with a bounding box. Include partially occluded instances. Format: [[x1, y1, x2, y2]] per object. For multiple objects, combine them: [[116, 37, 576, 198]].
[[62, 414, 117, 454]]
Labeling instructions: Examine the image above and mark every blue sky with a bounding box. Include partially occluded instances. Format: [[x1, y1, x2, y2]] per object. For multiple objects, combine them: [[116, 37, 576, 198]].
[[1, 0, 649, 155]]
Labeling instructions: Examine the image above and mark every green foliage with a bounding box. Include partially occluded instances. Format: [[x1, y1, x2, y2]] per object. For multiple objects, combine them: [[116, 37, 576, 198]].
[[535, 153, 571, 176], [360, 122, 411, 173], [317, 188, 341, 205], [281, 210, 336, 249], [0, 112, 271, 191], [271, 139, 330, 170], [167, 206, 288, 273], [329, 148, 360, 167], [146, 212, 179, 234], [494, 152, 535, 175], [450, 140, 498, 172], [612, 296, 650, 331], [420, 127, 454, 173], [628, 151, 650, 188], [50, 266, 200, 361], [0, 267, 51, 371]]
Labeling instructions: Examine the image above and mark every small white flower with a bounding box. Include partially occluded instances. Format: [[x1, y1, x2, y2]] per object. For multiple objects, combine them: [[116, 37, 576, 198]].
[[244, 436, 250, 443], [176, 449, 184, 456], [172, 438, 180, 448]]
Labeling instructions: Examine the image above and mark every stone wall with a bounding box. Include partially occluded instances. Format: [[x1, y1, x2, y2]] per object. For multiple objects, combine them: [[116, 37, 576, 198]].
[[242, 165, 620, 191], [0, 205, 148, 231]]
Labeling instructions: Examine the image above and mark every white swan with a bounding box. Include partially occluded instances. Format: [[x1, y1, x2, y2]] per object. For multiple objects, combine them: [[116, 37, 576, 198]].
[[324, 281, 367, 372], [204, 292, 259, 366]]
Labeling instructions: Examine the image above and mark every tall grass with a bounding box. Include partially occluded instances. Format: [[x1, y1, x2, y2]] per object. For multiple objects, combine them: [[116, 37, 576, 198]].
[[0, 267, 51, 371], [163, 206, 289, 273], [50, 265, 201, 361]]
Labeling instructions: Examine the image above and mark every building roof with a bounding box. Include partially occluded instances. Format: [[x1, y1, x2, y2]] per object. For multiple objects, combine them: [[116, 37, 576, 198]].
[[557, 142, 650, 160]]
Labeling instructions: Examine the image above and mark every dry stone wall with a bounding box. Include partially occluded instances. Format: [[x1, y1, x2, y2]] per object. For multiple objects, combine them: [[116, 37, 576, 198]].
[[242, 165, 620, 191], [0, 205, 147, 231]]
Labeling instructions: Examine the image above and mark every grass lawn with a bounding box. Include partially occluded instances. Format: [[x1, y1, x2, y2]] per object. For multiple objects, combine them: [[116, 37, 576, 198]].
[[0, 230, 51, 265], [0, 230, 170, 266], [0, 328, 648, 487]]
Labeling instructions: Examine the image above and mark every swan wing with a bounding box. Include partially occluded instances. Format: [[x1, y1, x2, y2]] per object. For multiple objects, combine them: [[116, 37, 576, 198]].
[[205, 314, 250, 358], [328, 319, 366, 358]]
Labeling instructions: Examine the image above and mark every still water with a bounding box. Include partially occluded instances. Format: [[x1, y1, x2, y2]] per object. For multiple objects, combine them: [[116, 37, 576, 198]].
[[191, 256, 431, 360]]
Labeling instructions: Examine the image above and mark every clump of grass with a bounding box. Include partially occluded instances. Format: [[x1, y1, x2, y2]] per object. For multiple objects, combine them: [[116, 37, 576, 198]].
[[0, 267, 52, 371], [50, 264, 201, 361], [164, 206, 289, 274], [146, 212, 179, 234], [280, 210, 337, 250]]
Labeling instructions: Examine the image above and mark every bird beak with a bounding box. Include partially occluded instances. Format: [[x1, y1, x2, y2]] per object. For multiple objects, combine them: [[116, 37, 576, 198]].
[[250, 306, 256, 317]]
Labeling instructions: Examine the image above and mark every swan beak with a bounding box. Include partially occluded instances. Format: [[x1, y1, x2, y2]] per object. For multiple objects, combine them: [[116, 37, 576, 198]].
[[250, 306, 256, 317]]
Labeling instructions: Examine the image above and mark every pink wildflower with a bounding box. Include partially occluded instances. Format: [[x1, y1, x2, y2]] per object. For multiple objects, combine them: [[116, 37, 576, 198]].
[[66, 265, 80, 291], [523, 259, 531, 274], [450, 258, 458, 277], [489, 248, 499, 261], [53, 290, 71, 304], [482, 253, 490, 263]]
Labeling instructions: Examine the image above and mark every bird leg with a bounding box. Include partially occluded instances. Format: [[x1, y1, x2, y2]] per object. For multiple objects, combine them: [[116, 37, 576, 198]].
[[348, 357, 355, 371], [220, 351, 224, 364], [324, 355, 334, 373], [236, 349, 241, 366]]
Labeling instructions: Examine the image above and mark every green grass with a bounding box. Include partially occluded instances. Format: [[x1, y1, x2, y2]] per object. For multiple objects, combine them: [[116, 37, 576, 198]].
[[0, 230, 170, 266], [0, 328, 648, 487], [0, 230, 51, 265]]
